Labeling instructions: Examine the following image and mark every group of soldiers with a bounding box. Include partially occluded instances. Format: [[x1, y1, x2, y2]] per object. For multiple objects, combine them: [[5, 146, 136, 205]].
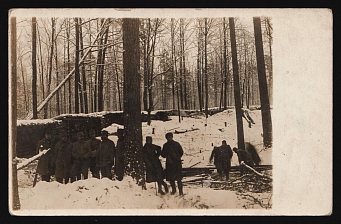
[[36, 128, 125, 184], [35, 127, 260, 195], [209, 141, 261, 181], [35, 129, 185, 196]]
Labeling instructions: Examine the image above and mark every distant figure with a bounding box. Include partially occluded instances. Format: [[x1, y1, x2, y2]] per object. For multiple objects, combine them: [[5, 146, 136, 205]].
[[36, 129, 54, 182], [97, 130, 116, 179], [115, 129, 125, 181], [54, 131, 73, 184], [70, 132, 91, 182], [161, 132, 184, 196], [143, 136, 168, 195], [245, 142, 261, 166], [88, 129, 100, 178], [209, 140, 233, 181], [233, 147, 254, 176]]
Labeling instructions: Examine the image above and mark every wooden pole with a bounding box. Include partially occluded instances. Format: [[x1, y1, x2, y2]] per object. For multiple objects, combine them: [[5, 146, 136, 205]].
[[10, 16, 21, 211]]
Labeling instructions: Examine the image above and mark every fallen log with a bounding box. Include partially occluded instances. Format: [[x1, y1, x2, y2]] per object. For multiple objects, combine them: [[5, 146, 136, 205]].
[[240, 161, 272, 180], [17, 148, 50, 170]]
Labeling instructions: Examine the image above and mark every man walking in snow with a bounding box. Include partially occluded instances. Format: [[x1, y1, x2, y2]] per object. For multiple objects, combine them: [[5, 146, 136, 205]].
[[97, 130, 116, 179], [143, 136, 168, 195], [54, 130, 73, 184], [88, 129, 100, 178], [70, 132, 92, 182], [161, 132, 184, 196], [115, 129, 125, 181], [36, 129, 54, 182], [209, 140, 233, 181], [233, 147, 254, 176]]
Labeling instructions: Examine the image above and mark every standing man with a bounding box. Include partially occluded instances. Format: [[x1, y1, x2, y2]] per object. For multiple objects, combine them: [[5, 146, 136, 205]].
[[143, 136, 168, 195], [209, 140, 233, 181], [71, 132, 91, 182], [233, 147, 254, 176], [54, 130, 73, 184], [36, 129, 53, 182], [115, 129, 125, 181], [97, 130, 116, 179], [88, 129, 100, 178], [161, 132, 184, 196]]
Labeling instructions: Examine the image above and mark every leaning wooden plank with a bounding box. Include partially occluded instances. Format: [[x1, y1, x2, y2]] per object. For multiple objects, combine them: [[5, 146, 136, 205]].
[[17, 148, 50, 170], [25, 19, 110, 119], [240, 161, 272, 180]]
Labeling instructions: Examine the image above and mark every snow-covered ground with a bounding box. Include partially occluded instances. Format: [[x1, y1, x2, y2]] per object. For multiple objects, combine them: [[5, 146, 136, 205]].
[[16, 109, 272, 212]]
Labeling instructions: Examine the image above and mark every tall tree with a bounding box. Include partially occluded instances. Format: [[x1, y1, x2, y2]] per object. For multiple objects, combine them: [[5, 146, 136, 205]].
[[55, 37, 60, 115], [122, 18, 145, 187], [79, 18, 88, 113], [204, 18, 208, 118], [98, 24, 109, 112], [74, 18, 80, 113], [10, 16, 20, 211], [32, 17, 38, 119], [253, 17, 273, 148], [229, 17, 245, 150], [44, 18, 56, 118]]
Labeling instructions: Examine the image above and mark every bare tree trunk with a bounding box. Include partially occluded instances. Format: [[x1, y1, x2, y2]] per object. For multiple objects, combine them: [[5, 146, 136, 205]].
[[55, 38, 60, 115], [37, 25, 45, 115], [10, 16, 20, 211], [229, 17, 245, 150], [179, 19, 184, 109], [112, 21, 122, 111], [223, 18, 228, 109], [98, 23, 109, 112], [79, 18, 88, 114], [74, 18, 80, 113], [197, 20, 202, 112], [122, 18, 145, 187], [20, 58, 28, 114], [32, 17, 38, 119], [67, 19, 72, 113], [204, 18, 208, 118], [253, 17, 272, 148], [171, 19, 176, 110], [44, 18, 56, 118]]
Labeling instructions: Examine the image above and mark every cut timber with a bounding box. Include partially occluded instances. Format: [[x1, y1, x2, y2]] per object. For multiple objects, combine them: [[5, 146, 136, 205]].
[[182, 177, 205, 183], [17, 148, 50, 170], [174, 127, 200, 134], [241, 161, 272, 180], [25, 19, 110, 119]]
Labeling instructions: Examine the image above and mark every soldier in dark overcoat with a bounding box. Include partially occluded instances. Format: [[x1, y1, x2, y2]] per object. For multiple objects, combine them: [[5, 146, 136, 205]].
[[233, 147, 254, 176], [97, 130, 116, 179], [209, 140, 233, 180], [143, 136, 168, 195], [88, 129, 101, 178], [115, 129, 125, 181], [36, 129, 54, 182], [70, 132, 91, 182], [161, 132, 184, 196], [245, 142, 261, 166], [54, 131, 73, 184]]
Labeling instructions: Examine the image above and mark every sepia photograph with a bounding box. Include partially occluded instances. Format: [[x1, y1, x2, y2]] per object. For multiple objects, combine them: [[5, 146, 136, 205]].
[[8, 8, 332, 216]]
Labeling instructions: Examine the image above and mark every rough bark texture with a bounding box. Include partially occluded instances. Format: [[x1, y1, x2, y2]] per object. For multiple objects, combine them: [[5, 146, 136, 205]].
[[253, 17, 273, 148], [122, 18, 145, 186], [229, 17, 245, 150]]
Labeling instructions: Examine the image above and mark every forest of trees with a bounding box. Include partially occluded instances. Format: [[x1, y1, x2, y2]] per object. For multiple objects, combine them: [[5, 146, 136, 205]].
[[14, 17, 273, 120]]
